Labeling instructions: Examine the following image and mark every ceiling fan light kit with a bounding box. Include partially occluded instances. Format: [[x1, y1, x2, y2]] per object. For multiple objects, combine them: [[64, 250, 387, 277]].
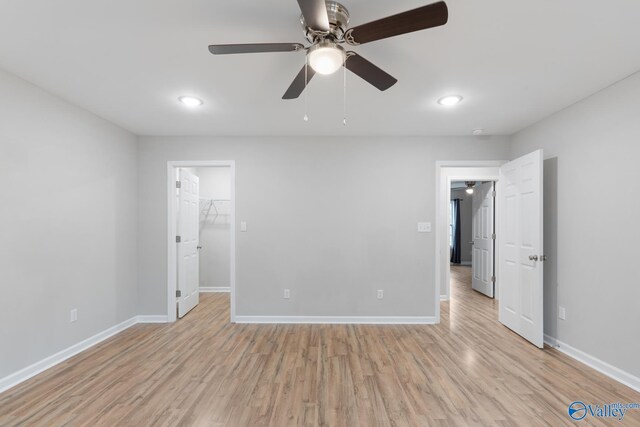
[[208, 0, 449, 101], [465, 181, 476, 194], [308, 41, 346, 75]]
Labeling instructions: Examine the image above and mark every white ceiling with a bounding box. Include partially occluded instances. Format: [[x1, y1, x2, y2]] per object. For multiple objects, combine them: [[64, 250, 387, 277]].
[[1, 0, 639, 136]]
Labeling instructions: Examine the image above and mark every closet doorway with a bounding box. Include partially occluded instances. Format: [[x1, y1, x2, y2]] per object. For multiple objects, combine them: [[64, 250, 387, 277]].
[[167, 161, 236, 323]]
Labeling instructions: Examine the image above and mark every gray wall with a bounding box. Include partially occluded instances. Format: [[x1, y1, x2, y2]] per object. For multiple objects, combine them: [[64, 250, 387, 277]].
[[0, 69, 138, 378], [138, 136, 510, 317], [511, 71, 640, 378], [194, 167, 231, 288], [450, 188, 473, 264]]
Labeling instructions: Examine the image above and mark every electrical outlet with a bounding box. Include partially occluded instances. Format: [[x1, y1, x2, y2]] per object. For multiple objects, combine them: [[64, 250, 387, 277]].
[[377, 290, 384, 300], [559, 306, 566, 320], [417, 222, 431, 233], [283, 289, 290, 299], [70, 309, 78, 323]]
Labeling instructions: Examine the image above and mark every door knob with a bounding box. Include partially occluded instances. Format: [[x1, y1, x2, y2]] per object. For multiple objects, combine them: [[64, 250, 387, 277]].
[[197, 246, 202, 250], [529, 255, 538, 261]]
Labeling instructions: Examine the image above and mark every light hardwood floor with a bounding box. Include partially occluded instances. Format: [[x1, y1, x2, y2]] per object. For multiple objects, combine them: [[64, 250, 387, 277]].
[[1, 267, 639, 426]]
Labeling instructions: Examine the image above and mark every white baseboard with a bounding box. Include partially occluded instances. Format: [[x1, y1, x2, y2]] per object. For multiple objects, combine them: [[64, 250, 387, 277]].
[[235, 316, 437, 325], [544, 334, 640, 393], [0, 316, 137, 394], [200, 287, 230, 293], [0, 314, 171, 394], [137, 315, 169, 323]]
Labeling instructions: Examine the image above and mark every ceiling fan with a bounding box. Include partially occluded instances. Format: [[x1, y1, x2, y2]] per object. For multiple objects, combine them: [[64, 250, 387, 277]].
[[208, 0, 448, 100]]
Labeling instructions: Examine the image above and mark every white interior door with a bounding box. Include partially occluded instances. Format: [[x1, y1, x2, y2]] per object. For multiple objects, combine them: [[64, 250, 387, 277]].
[[472, 182, 495, 298], [177, 169, 200, 318], [498, 150, 544, 348]]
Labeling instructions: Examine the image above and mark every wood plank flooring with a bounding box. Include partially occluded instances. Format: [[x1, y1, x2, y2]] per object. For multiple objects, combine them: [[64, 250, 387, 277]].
[[1, 267, 639, 426]]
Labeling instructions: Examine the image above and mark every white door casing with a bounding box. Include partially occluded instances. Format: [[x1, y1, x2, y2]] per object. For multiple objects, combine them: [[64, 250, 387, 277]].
[[177, 169, 200, 318], [472, 182, 495, 298], [497, 150, 544, 348]]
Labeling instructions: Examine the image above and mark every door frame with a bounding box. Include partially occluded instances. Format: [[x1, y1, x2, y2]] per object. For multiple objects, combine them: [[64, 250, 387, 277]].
[[435, 161, 504, 322], [167, 160, 236, 323]]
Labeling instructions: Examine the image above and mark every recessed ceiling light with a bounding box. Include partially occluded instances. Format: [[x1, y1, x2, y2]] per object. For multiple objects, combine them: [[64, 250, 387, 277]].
[[178, 96, 203, 107], [438, 95, 463, 106], [472, 128, 485, 136]]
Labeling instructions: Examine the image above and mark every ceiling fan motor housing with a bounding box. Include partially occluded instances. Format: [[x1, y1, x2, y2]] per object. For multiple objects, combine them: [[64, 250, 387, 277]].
[[301, 1, 350, 43]]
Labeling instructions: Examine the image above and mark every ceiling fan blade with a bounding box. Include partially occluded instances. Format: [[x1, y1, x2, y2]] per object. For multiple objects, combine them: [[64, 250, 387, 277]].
[[297, 0, 330, 32], [345, 53, 397, 91], [344, 1, 448, 45], [209, 43, 304, 55], [282, 64, 316, 99]]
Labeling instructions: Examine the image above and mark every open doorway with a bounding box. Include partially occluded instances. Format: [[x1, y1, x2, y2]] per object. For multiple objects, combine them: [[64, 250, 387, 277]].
[[436, 162, 501, 306], [450, 180, 497, 299], [450, 181, 491, 303], [450, 181, 473, 268], [167, 161, 236, 323], [193, 167, 232, 294]]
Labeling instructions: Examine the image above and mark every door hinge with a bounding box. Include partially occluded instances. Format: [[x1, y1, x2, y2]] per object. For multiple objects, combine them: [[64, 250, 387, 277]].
[[176, 290, 182, 298], [491, 276, 496, 283], [491, 190, 496, 198], [491, 233, 496, 240], [176, 181, 181, 189], [176, 235, 181, 243]]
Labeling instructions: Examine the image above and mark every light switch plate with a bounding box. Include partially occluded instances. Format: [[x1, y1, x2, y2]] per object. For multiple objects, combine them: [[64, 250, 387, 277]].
[[559, 306, 566, 320], [417, 222, 431, 233], [240, 221, 247, 232]]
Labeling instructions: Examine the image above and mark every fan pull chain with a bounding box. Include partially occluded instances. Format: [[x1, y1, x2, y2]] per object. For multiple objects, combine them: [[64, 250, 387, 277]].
[[342, 63, 347, 126], [303, 55, 309, 122]]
